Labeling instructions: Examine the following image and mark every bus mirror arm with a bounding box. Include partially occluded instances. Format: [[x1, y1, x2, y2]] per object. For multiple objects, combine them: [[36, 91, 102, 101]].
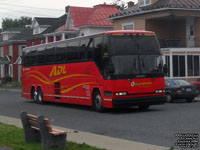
[[163, 64, 168, 74], [106, 64, 115, 74]]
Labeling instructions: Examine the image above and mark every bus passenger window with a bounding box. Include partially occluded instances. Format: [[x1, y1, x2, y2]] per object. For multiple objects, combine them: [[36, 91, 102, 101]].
[[80, 38, 94, 60], [56, 43, 68, 62], [94, 36, 103, 68], [68, 40, 80, 61], [46, 45, 56, 63]]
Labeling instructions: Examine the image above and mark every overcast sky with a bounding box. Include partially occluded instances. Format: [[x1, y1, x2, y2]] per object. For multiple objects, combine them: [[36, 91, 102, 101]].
[[0, 0, 137, 28]]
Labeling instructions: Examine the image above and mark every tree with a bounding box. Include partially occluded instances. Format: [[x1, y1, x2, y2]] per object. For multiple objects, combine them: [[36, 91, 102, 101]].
[[111, 0, 128, 10], [2, 16, 32, 30]]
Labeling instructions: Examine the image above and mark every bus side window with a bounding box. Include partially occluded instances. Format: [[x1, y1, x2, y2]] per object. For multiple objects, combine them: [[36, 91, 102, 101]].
[[37, 49, 46, 64], [46, 45, 56, 63], [56, 42, 68, 63], [94, 36, 103, 68], [25, 49, 37, 66], [80, 38, 94, 60], [68, 40, 80, 61]]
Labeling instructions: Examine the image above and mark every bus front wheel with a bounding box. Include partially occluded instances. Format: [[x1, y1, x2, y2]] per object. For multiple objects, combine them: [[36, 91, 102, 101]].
[[37, 88, 44, 104], [93, 90, 104, 112]]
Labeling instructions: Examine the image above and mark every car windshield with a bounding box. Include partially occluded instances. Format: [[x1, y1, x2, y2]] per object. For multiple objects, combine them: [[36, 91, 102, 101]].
[[174, 80, 191, 86]]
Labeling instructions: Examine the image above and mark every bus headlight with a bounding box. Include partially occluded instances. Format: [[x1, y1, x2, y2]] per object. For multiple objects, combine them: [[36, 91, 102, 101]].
[[155, 89, 165, 93], [115, 92, 128, 96]]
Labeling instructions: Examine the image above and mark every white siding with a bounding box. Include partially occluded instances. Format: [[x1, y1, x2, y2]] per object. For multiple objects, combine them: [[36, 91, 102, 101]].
[[79, 27, 112, 36]]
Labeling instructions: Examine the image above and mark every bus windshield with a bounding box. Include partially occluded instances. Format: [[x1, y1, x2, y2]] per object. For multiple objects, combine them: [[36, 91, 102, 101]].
[[106, 34, 163, 77]]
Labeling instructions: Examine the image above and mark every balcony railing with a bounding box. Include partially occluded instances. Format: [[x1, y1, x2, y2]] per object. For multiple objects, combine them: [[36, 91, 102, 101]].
[[159, 38, 200, 48]]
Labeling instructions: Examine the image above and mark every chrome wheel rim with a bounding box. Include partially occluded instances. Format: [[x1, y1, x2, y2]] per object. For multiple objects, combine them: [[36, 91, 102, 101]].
[[33, 91, 37, 101], [95, 95, 102, 109], [38, 92, 42, 102]]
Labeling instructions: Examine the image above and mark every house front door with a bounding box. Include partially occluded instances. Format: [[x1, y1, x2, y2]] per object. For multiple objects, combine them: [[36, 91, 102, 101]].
[[186, 17, 194, 47]]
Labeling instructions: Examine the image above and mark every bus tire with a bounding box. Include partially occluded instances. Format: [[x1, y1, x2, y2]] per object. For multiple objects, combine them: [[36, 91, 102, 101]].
[[92, 90, 104, 112], [37, 87, 44, 104], [31, 87, 37, 103]]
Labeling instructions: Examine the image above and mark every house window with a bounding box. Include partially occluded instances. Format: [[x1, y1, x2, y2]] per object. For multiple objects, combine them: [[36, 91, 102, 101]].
[[18, 45, 26, 56], [1, 65, 5, 78], [122, 22, 134, 30], [140, 0, 151, 6], [9, 64, 13, 77], [172, 55, 185, 77], [165, 56, 170, 77], [187, 55, 200, 76], [34, 27, 40, 34], [0, 47, 4, 57], [9, 45, 13, 57]]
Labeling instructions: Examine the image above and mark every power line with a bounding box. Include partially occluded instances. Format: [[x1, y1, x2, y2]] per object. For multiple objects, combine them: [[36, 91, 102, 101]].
[[0, 10, 18, 17], [0, 2, 64, 11], [0, 7, 58, 17]]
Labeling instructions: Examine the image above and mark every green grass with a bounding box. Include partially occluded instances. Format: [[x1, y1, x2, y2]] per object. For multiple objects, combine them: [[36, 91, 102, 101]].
[[0, 123, 105, 150]]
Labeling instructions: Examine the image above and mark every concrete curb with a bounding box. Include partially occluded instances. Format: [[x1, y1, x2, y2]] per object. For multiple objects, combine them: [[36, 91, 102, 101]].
[[0, 115, 168, 150], [0, 88, 21, 92]]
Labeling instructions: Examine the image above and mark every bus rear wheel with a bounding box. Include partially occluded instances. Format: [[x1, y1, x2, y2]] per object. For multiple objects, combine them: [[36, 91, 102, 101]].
[[93, 90, 104, 112], [37, 88, 44, 104], [31, 87, 37, 103]]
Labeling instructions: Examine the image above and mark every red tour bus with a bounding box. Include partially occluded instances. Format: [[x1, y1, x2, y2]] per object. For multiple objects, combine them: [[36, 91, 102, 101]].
[[22, 30, 166, 112]]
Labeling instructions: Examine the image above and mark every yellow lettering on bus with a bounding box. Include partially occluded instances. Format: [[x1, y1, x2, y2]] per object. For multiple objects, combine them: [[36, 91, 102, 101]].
[[49, 66, 67, 77]]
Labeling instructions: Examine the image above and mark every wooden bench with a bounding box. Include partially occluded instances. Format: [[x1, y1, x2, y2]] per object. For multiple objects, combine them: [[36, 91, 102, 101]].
[[20, 112, 67, 150]]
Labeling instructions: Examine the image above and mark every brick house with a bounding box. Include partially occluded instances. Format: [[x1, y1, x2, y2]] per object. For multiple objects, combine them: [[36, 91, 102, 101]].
[[109, 0, 200, 82], [0, 27, 33, 82]]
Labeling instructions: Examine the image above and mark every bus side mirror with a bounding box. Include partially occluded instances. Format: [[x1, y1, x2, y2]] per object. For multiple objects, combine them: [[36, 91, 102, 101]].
[[107, 64, 115, 74], [163, 64, 168, 74]]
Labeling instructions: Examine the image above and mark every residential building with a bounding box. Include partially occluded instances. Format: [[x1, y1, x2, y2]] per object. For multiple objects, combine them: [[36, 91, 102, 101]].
[[109, 0, 200, 82], [26, 15, 69, 46], [64, 4, 121, 37], [27, 4, 120, 47], [0, 27, 33, 82]]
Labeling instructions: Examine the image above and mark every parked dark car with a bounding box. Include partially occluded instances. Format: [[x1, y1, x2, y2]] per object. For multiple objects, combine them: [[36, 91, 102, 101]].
[[165, 79, 199, 103], [191, 78, 200, 92]]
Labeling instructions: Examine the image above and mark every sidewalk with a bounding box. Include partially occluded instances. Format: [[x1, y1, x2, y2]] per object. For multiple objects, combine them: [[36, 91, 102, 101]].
[[0, 115, 168, 150]]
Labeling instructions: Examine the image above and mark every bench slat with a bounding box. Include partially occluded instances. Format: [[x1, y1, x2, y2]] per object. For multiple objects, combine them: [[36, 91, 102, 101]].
[[28, 120, 38, 127], [27, 114, 37, 120], [25, 113, 67, 136], [31, 126, 39, 131], [50, 130, 67, 136]]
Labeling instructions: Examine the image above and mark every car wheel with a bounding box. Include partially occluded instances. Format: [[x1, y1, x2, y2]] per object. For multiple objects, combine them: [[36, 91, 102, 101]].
[[138, 105, 150, 111], [93, 90, 104, 112], [37, 87, 44, 104], [186, 98, 193, 103], [166, 94, 173, 103]]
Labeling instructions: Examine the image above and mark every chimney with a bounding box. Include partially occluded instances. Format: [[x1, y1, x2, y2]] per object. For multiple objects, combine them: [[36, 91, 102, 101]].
[[128, 1, 134, 8]]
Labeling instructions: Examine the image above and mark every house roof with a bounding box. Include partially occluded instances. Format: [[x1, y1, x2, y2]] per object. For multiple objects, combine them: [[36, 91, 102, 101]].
[[26, 14, 67, 40], [34, 17, 58, 26], [0, 28, 33, 46], [43, 14, 67, 33], [10, 28, 33, 40], [109, 0, 200, 19], [69, 5, 121, 27]]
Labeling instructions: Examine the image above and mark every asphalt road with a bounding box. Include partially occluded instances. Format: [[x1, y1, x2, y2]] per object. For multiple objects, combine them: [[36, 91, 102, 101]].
[[0, 90, 200, 148]]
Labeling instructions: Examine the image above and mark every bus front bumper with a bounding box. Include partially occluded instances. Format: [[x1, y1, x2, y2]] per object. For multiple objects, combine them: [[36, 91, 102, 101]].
[[112, 95, 166, 108]]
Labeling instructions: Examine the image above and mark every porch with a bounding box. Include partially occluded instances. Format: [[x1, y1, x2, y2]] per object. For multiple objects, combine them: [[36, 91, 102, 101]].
[[145, 12, 200, 48]]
